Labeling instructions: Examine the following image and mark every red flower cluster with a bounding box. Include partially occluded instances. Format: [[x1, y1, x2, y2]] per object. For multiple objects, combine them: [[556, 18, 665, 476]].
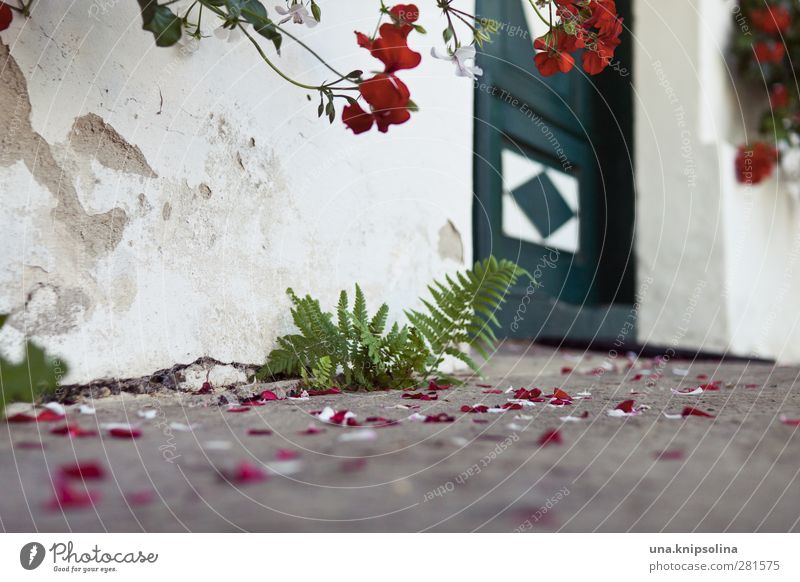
[[735, 142, 778, 185], [343, 4, 420, 134], [533, 0, 623, 77], [751, 6, 791, 35], [0, 3, 12, 32]]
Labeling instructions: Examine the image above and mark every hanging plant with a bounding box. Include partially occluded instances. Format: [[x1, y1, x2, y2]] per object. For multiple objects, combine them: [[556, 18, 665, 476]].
[[1, 1, 623, 134], [731, 1, 795, 185]]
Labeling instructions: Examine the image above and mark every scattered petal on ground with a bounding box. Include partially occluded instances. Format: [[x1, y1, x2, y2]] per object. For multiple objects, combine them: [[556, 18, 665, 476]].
[[654, 450, 684, 461], [607, 399, 645, 417], [220, 462, 268, 484], [424, 413, 455, 423], [226, 406, 251, 413], [461, 404, 489, 413], [427, 381, 452, 391], [307, 387, 342, 396], [46, 480, 100, 511], [275, 449, 300, 460], [779, 415, 800, 426], [681, 407, 715, 418], [671, 387, 704, 396], [50, 424, 98, 438], [60, 462, 105, 480], [538, 429, 562, 446], [402, 392, 438, 401], [247, 428, 273, 436], [300, 424, 325, 435]]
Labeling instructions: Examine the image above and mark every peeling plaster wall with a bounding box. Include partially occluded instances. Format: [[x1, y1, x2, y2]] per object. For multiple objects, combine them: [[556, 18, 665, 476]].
[[0, 1, 474, 382]]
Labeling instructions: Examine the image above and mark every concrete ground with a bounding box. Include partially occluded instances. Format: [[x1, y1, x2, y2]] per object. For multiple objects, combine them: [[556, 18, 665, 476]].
[[1, 345, 799, 532]]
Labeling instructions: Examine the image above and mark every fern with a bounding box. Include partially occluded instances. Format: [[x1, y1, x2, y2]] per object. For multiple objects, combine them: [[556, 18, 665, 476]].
[[406, 256, 530, 377], [259, 256, 531, 390]]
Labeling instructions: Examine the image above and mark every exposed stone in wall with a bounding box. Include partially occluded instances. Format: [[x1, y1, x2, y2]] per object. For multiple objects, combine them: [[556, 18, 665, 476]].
[[0, 40, 130, 258], [438, 220, 464, 264], [68, 113, 158, 179]]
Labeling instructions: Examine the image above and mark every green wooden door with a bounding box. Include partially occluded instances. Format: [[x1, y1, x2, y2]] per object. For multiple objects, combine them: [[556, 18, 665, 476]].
[[473, 0, 635, 344]]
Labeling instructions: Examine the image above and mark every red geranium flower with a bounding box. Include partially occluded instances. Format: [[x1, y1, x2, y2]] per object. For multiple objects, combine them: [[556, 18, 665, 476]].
[[735, 142, 778, 185], [753, 41, 785, 63], [534, 31, 576, 76], [770, 84, 789, 109], [0, 3, 12, 32], [751, 6, 791, 35], [344, 73, 413, 134]]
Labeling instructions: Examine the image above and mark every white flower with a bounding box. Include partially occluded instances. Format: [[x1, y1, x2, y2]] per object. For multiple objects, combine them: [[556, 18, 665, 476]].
[[275, 3, 318, 28], [213, 25, 242, 43], [431, 45, 483, 79]]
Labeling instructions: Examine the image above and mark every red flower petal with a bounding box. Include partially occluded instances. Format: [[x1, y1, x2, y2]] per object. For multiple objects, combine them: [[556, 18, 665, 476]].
[[46, 480, 100, 511], [654, 450, 684, 461], [460, 405, 489, 413], [109, 427, 142, 439], [60, 462, 105, 480], [260, 390, 280, 401], [402, 392, 437, 401], [561, 367, 574, 374], [300, 424, 325, 435], [482, 389, 503, 394], [553, 388, 571, 400], [427, 380, 451, 391], [220, 462, 268, 484], [616, 399, 637, 414], [307, 387, 342, 396], [538, 429, 562, 446], [779, 415, 800, 426], [514, 388, 543, 400], [275, 449, 300, 461], [0, 3, 13, 32], [226, 406, 251, 413], [682, 407, 715, 418], [50, 424, 98, 438], [247, 428, 273, 436], [424, 413, 455, 423]]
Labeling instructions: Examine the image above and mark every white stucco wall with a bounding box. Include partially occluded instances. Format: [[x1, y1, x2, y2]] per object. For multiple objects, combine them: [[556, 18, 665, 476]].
[[634, 0, 800, 363], [0, 0, 475, 383]]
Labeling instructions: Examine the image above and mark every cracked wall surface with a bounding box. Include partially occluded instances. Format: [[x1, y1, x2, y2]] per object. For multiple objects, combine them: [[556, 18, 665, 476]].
[[0, 1, 475, 382]]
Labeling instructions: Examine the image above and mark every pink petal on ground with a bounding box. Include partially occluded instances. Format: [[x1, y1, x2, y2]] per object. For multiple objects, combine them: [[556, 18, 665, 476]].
[[46, 480, 100, 511], [260, 390, 280, 401], [247, 428, 273, 436], [461, 405, 489, 413], [402, 392, 438, 401], [126, 491, 156, 505], [538, 429, 562, 446], [108, 427, 142, 439], [671, 387, 703, 395], [300, 424, 325, 435], [682, 407, 715, 418], [220, 462, 268, 484], [424, 413, 455, 423], [50, 424, 98, 438], [60, 462, 105, 480], [275, 449, 300, 460], [779, 415, 800, 426], [226, 406, 251, 413], [307, 387, 342, 396], [654, 450, 684, 461]]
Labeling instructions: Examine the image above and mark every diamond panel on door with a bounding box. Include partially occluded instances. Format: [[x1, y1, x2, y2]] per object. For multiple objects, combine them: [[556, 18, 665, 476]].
[[500, 149, 580, 254]]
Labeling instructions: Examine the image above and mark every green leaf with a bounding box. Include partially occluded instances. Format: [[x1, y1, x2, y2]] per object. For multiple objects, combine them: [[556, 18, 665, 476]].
[[139, 2, 182, 47], [310, 1, 322, 23]]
